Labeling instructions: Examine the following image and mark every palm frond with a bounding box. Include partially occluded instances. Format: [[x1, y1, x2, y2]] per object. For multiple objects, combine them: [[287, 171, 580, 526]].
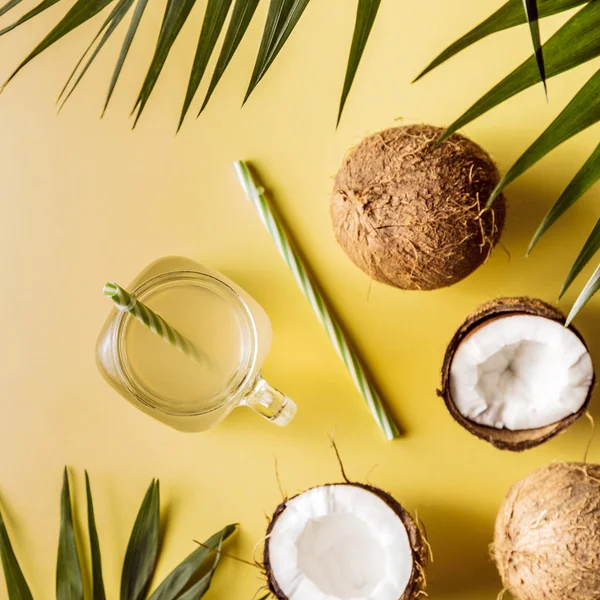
[[56, 468, 84, 600], [174, 550, 221, 600], [103, 0, 148, 115], [178, 531, 231, 600], [0, 0, 390, 125], [0, 507, 33, 600], [529, 141, 600, 254], [522, 0, 547, 96], [567, 261, 600, 324], [0, 0, 61, 37], [426, 0, 600, 317], [414, 0, 586, 82], [58, 0, 135, 108], [487, 67, 600, 205], [244, 0, 311, 103], [0, 0, 27, 19], [561, 218, 600, 298], [199, 0, 260, 114], [85, 472, 106, 600], [438, 0, 600, 144], [120, 480, 160, 600], [337, 0, 382, 126], [2, 0, 114, 90], [132, 0, 198, 126], [179, 0, 233, 130], [148, 524, 237, 600], [0, 472, 232, 600]]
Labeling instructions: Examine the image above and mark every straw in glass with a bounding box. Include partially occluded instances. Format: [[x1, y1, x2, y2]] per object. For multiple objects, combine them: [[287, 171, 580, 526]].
[[233, 160, 400, 440], [103, 282, 202, 362]]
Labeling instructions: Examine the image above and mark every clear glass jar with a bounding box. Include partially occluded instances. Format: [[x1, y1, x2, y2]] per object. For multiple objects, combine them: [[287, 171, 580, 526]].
[[96, 256, 296, 432]]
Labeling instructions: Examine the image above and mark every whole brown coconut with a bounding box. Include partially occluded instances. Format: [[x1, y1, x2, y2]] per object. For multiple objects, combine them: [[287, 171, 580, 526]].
[[439, 297, 595, 451], [494, 462, 600, 600], [331, 124, 506, 290]]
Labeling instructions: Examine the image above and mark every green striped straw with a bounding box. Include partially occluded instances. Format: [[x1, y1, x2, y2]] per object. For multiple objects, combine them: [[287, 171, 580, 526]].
[[103, 282, 201, 362], [233, 160, 400, 440]]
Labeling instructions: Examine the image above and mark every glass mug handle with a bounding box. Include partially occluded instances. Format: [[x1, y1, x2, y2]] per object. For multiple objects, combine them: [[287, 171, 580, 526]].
[[239, 373, 296, 426]]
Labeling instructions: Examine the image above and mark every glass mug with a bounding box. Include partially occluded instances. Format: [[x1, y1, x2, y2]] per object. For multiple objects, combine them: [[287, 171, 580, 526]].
[[96, 257, 296, 432]]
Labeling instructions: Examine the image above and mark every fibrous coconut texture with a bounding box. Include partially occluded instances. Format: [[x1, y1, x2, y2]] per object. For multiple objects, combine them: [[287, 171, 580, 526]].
[[264, 483, 427, 600], [331, 124, 505, 290], [494, 462, 600, 600], [440, 297, 595, 451]]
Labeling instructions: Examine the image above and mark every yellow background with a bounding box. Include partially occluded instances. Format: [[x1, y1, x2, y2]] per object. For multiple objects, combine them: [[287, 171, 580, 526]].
[[0, 1, 599, 598]]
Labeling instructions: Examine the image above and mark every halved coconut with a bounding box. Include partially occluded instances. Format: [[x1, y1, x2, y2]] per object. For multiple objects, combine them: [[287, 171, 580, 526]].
[[264, 483, 426, 600], [440, 297, 595, 451]]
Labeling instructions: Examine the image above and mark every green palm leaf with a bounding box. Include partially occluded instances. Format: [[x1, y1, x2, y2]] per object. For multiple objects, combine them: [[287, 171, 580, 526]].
[[566, 261, 600, 324], [529, 141, 600, 253], [337, 0, 382, 126], [561, 218, 600, 298], [487, 67, 600, 205], [175, 570, 214, 599], [0, 0, 61, 37], [199, 0, 260, 114], [0, 0, 376, 126], [1, 0, 114, 90], [175, 535, 227, 600], [523, 0, 547, 96], [430, 0, 600, 319], [244, 0, 311, 103], [56, 468, 84, 600], [2, 475, 233, 600], [58, 0, 135, 108], [148, 524, 237, 600], [120, 480, 160, 600], [0, 0, 25, 19], [132, 0, 197, 126], [0, 508, 33, 600], [414, 0, 587, 81], [179, 0, 233, 129], [438, 0, 600, 144], [85, 472, 106, 600], [103, 0, 148, 115]]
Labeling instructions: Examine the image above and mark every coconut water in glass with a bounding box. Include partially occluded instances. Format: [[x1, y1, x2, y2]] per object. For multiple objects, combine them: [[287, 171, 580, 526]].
[[96, 257, 295, 431]]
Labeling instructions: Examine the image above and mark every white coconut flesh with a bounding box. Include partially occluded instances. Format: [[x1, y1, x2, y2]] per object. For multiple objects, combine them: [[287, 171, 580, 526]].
[[450, 314, 593, 430], [267, 485, 414, 600]]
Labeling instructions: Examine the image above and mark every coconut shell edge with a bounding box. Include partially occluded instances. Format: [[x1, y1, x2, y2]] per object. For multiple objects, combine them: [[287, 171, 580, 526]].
[[439, 297, 596, 451], [263, 482, 427, 600]]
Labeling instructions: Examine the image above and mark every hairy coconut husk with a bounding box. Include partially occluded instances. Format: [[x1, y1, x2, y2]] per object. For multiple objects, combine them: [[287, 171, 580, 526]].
[[494, 462, 600, 600], [331, 124, 505, 290], [264, 482, 427, 600], [439, 297, 595, 451]]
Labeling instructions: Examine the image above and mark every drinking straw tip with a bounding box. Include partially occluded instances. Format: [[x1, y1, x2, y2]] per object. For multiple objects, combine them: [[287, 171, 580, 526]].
[[233, 161, 252, 198], [232, 160, 245, 177], [103, 282, 118, 297]]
